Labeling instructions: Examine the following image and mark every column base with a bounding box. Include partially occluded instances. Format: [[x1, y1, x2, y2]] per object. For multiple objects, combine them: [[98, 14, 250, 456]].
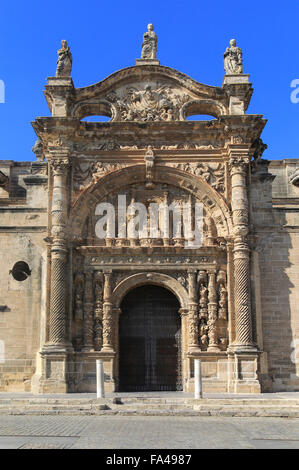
[[207, 345, 220, 352], [227, 351, 261, 394], [229, 343, 259, 353], [187, 345, 201, 354], [101, 346, 115, 353], [31, 349, 70, 394]]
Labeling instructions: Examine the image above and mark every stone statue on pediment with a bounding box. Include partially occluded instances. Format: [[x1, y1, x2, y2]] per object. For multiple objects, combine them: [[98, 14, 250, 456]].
[[141, 24, 158, 59], [56, 40, 72, 77], [224, 39, 243, 74]]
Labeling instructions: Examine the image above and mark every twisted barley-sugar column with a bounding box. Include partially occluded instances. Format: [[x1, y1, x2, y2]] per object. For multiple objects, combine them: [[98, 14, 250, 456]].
[[229, 155, 255, 350], [188, 270, 200, 352], [102, 271, 114, 352], [49, 156, 70, 346]]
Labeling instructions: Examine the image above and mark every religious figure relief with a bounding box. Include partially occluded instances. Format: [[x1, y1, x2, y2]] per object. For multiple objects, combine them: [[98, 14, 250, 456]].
[[224, 39, 243, 74], [218, 284, 227, 320], [56, 40, 72, 77], [145, 146, 155, 189], [199, 322, 209, 350], [141, 23, 158, 59], [105, 84, 190, 122]]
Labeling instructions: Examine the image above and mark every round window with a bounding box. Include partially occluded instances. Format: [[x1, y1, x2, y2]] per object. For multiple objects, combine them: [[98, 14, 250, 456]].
[[10, 261, 31, 281]]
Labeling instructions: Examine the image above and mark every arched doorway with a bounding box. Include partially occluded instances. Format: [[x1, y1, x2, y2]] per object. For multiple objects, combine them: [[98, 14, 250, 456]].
[[119, 285, 182, 392]]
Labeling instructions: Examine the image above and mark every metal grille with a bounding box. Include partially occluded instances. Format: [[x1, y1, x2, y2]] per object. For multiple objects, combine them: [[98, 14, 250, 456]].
[[119, 285, 182, 392]]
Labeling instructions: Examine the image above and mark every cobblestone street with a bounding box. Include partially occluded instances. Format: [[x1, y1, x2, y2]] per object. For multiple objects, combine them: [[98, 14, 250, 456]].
[[0, 415, 299, 449]]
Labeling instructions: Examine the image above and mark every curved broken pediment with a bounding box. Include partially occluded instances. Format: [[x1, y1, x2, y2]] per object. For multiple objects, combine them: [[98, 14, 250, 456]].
[[68, 65, 229, 121]]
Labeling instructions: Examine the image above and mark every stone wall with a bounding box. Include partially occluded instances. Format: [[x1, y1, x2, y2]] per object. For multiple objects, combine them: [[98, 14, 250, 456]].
[[0, 161, 48, 391], [250, 159, 299, 391]]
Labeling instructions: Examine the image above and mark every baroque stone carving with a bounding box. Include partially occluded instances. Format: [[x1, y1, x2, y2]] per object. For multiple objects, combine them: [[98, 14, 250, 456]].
[[73, 161, 129, 190], [32, 139, 44, 161], [224, 39, 243, 74], [141, 23, 158, 59], [289, 168, 299, 187], [74, 272, 84, 321], [94, 271, 103, 351], [50, 158, 70, 177], [56, 40, 72, 77], [106, 84, 190, 122], [218, 283, 227, 320], [166, 162, 225, 193], [252, 138, 268, 161], [145, 146, 155, 189], [83, 271, 94, 351], [0, 171, 8, 188], [229, 156, 249, 175], [207, 271, 219, 351]]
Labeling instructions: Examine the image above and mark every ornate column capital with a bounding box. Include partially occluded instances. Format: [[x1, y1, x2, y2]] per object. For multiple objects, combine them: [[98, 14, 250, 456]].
[[228, 156, 250, 176], [50, 157, 71, 177]]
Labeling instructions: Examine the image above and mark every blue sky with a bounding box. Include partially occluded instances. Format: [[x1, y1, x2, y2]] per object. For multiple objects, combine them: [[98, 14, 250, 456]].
[[0, 0, 298, 161]]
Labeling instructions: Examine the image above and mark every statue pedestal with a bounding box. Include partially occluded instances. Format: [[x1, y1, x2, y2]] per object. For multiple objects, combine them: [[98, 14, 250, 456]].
[[135, 59, 160, 66], [222, 74, 250, 85]]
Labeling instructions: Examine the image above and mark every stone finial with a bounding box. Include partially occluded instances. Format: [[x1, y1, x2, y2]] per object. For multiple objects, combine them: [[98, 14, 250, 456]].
[[32, 139, 44, 161], [56, 40, 72, 77], [224, 39, 243, 74], [141, 23, 157, 59]]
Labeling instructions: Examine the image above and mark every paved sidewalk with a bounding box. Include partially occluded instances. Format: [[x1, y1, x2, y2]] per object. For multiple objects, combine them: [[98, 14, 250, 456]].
[[0, 415, 299, 449]]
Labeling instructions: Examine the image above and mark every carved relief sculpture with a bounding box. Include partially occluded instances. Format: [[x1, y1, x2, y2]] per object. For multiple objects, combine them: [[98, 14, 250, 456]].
[[105, 84, 190, 122]]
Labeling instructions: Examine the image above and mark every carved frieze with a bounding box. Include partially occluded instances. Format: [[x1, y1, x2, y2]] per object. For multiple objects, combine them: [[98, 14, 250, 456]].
[[164, 162, 225, 193], [73, 161, 129, 191], [105, 83, 191, 122]]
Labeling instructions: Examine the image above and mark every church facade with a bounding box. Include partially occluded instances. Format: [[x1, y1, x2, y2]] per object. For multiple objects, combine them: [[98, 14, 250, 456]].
[[0, 31, 299, 394]]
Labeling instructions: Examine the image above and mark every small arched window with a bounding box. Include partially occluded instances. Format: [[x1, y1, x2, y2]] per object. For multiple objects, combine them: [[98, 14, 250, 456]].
[[81, 115, 111, 122], [186, 115, 216, 121]]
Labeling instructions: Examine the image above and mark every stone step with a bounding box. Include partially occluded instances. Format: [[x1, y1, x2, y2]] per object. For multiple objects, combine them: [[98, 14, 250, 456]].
[[0, 407, 299, 417], [115, 398, 299, 405], [1, 398, 299, 407], [110, 403, 194, 410]]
